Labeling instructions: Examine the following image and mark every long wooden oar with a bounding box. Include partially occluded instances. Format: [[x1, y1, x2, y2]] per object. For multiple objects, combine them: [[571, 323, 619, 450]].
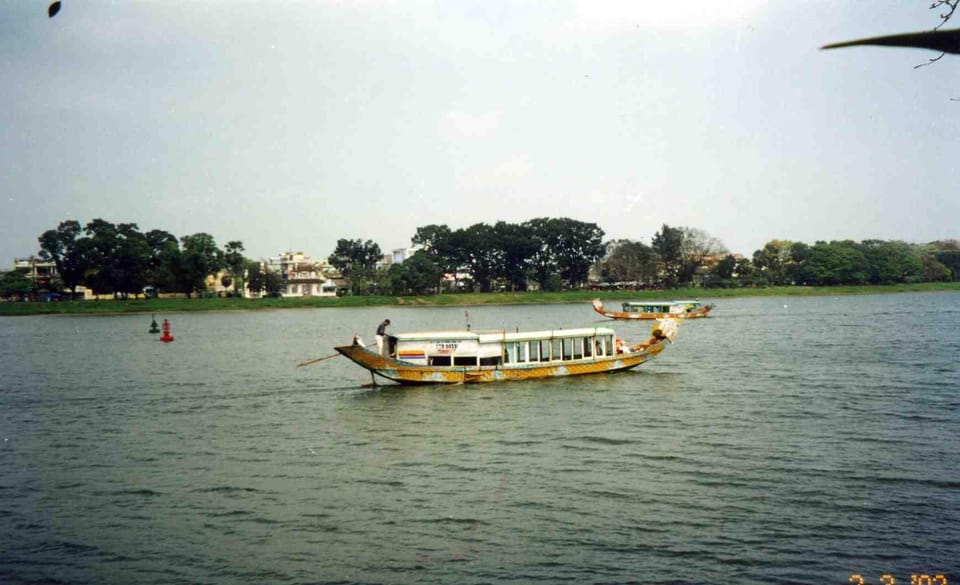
[[296, 342, 377, 368], [296, 352, 341, 367]]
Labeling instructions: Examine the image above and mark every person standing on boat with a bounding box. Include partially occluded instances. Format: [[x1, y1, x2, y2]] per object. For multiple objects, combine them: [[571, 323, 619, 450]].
[[376, 319, 391, 356]]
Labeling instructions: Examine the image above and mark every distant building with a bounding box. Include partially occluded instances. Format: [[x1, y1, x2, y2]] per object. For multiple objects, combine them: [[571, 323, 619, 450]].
[[268, 251, 337, 298], [391, 245, 422, 264], [11, 256, 93, 299], [693, 253, 744, 286], [13, 257, 56, 288]]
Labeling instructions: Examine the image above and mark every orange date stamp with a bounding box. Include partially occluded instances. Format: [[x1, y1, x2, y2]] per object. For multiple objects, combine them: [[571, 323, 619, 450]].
[[849, 575, 948, 585]]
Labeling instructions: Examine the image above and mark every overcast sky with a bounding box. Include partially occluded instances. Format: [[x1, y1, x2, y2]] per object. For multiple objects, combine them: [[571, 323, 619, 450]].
[[2, 0, 958, 264]]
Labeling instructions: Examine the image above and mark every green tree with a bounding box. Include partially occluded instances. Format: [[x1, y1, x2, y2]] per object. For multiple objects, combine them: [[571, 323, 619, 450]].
[[180, 233, 223, 297], [704, 254, 756, 288], [786, 242, 814, 285], [144, 230, 181, 293], [79, 218, 154, 297], [246, 261, 266, 296], [38, 220, 87, 298], [922, 254, 951, 281], [493, 221, 537, 292], [264, 269, 284, 296], [602, 239, 657, 286], [111, 223, 151, 297], [455, 223, 499, 292], [735, 256, 757, 286], [223, 241, 246, 296], [328, 239, 382, 295], [807, 240, 869, 285], [81, 219, 121, 296], [0, 269, 34, 300], [752, 240, 792, 286], [523, 217, 604, 290], [714, 255, 736, 280], [651, 224, 684, 288], [386, 251, 443, 295], [524, 218, 561, 291], [859, 240, 924, 284], [932, 240, 960, 281], [412, 224, 457, 292], [554, 218, 605, 287], [246, 260, 285, 297]]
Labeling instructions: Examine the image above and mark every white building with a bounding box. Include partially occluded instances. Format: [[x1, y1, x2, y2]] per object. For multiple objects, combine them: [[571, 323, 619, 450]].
[[13, 257, 56, 286], [268, 251, 337, 298], [391, 245, 422, 264], [11, 256, 94, 299]]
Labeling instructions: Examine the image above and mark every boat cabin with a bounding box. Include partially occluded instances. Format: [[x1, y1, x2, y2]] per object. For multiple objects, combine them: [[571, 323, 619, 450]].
[[387, 327, 618, 367], [620, 301, 687, 315]]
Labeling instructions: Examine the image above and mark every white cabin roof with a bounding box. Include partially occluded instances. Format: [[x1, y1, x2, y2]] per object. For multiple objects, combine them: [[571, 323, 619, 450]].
[[393, 327, 616, 343]]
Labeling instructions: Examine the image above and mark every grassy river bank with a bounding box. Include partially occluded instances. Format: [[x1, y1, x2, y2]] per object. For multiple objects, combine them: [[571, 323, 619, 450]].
[[1, 282, 958, 317]]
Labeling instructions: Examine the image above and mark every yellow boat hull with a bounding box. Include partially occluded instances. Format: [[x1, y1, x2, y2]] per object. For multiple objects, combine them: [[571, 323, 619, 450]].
[[334, 341, 668, 385]]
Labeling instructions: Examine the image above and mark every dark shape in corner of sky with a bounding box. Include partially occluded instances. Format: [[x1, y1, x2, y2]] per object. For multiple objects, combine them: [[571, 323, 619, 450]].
[[48, 1, 61, 18], [822, 28, 960, 54]]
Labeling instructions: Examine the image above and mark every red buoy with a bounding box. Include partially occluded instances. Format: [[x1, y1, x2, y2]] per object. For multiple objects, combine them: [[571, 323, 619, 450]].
[[160, 319, 174, 343]]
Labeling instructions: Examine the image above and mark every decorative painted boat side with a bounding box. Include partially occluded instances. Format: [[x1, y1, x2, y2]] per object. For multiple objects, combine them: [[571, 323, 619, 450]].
[[592, 298, 714, 320], [335, 321, 678, 385]]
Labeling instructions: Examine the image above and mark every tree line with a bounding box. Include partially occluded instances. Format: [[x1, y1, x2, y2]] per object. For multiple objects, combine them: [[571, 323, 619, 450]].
[[6, 219, 261, 299], [705, 238, 960, 288], [330, 225, 958, 294], [349, 218, 608, 295], [2, 217, 957, 300]]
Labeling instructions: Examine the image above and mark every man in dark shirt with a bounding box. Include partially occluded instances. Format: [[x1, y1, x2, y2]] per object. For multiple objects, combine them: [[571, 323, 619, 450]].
[[376, 319, 391, 356]]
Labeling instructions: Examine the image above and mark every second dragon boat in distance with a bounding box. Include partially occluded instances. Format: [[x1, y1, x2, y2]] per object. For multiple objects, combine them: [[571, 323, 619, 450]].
[[334, 320, 679, 385], [592, 298, 714, 320]]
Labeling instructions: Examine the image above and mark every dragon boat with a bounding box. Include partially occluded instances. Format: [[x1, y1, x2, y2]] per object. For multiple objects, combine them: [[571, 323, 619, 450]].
[[335, 319, 679, 385]]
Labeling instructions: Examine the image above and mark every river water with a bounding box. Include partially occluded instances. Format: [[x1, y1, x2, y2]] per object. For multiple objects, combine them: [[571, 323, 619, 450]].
[[1, 292, 958, 585]]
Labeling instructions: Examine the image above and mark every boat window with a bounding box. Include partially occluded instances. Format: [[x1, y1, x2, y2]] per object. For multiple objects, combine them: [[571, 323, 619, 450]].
[[505, 342, 521, 364], [583, 338, 592, 358], [454, 356, 477, 366], [430, 355, 451, 366], [600, 335, 613, 356], [479, 356, 501, 366], [572, 338, 584, 360], [552, 339, 562, 361], [528, 341, 539, 362], [562, 338, 573, 360], [539, 340, 551, 362]]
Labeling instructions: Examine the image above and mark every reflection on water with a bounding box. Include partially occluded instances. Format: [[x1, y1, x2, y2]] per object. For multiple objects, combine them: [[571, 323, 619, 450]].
[[1, 292, 958, 584]]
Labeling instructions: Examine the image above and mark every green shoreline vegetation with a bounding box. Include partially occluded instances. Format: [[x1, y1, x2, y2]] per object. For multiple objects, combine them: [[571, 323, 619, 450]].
[[7, 218, 958, 317], [2, 282, 957, 317]]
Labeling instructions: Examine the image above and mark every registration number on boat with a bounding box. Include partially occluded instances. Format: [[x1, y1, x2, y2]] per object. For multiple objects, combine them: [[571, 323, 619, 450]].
[[434, 341, 459, 352]]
